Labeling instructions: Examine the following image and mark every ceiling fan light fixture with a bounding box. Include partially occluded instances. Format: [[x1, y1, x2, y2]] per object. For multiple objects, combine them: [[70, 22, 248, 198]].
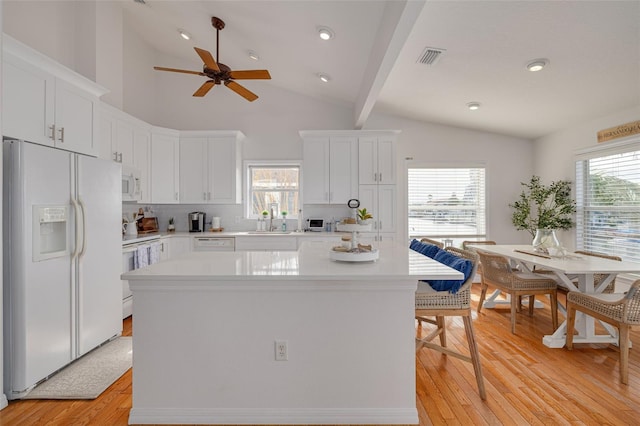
[[318, 73, 331, 83], [467, 102, 481, 111], [178, 29, 191, 40], [317, 26, 334, 41], [526, 58, 548, 72], [248, 50, 260, 61]]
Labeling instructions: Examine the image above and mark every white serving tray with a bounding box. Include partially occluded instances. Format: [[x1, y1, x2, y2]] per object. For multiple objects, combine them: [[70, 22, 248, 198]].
[[335, 223, 372, 232], [329, 249, 379, 262]]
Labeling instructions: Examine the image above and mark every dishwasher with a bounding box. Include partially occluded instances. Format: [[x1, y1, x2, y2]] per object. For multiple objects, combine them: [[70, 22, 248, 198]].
[[193, 236, 235, 251]]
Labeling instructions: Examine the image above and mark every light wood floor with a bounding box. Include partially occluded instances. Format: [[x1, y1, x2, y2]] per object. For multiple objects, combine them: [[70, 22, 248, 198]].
[[1, 286, 639, 425]]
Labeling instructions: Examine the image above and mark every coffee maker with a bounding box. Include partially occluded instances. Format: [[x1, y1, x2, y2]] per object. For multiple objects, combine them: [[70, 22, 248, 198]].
[[188, 212, 206, 232]]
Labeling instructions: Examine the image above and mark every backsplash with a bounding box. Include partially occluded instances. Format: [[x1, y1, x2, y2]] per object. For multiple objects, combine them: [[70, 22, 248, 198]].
[[123, 203, 352, 232]]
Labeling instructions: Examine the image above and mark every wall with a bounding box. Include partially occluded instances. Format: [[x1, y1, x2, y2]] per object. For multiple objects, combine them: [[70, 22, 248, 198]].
[[0, 0, 8, 412], [533, 105, 640, 249]]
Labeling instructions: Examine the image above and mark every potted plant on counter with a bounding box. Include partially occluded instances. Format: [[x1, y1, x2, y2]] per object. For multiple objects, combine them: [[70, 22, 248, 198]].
[[357, 208, 373, 224], [509, 175, 576, 250], [167, 217, 175, 232]]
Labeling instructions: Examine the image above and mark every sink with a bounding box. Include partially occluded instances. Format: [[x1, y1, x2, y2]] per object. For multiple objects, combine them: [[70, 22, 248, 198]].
[[246, 231, 292, 235]]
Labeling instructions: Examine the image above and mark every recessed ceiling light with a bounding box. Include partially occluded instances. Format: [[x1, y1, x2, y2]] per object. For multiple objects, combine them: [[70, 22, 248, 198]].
[[526, 58, 548, 72], [178, 29, 191, 40], [317, 73, 331, 83], [467, 102, 481, 111], [247, 50, 260, 61], [317, 26, 334, 41]]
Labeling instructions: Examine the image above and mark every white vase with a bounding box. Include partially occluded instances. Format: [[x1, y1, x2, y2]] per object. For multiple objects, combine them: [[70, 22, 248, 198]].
[[532, 229, 560, 252]]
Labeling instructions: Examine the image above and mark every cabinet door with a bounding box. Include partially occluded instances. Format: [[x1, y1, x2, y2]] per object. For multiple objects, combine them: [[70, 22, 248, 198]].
[[377, 138, 396, 184], [208, 137, 239, 203], [134, 128, 151, 203], [358, 137, 378, 184], [151, 132, 180, 203], [98, 109, 116, 161], [358, 184, 377, 240], [329, 136, 357, 204], [303, 137, 330, 203], [54, 79, 97, 156], [2, 54, 54, 147], [168, 236, 192, 258], [115, 119, 135, 167], [377, 185, 396, 233], [179, 138, 208, 203], [159, 238, 170, 262]]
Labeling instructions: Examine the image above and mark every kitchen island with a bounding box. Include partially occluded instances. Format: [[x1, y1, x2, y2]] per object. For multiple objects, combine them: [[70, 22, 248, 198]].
[[123, 241, 463, 425]]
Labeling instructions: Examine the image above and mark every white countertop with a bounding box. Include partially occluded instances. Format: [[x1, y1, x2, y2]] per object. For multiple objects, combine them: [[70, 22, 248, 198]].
[[123, 241, 463, 282]]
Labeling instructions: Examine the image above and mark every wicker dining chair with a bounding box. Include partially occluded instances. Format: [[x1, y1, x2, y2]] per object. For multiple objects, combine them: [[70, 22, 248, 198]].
[[420, 237, 444, 248], [573, 250, 621, 293], [477, 251, 558, 334], [415, 247, 486, 400], [566, 279, 640, 384], [462, 240, 497, 280]]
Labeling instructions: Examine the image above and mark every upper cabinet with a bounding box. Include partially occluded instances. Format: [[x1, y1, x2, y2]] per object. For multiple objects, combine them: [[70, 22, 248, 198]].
[[358, 134, 398, 185], [179, 131, 245, 204], [150, 127, 180, 204], [2, 35, 107, 157], [300, 131, 358, 205]]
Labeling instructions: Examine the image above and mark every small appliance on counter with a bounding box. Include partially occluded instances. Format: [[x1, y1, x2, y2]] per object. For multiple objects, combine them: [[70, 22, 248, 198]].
[[189, 212, 206, 232]]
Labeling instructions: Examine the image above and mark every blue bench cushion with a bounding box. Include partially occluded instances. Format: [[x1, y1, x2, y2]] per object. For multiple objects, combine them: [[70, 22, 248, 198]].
[[409, 239, 442, 259], [410, 240, 473, 294]]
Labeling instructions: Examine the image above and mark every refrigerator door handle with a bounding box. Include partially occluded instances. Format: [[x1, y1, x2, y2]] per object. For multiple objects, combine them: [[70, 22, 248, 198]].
[[78, 197, 88, 259], [71, 196, 82, 259]]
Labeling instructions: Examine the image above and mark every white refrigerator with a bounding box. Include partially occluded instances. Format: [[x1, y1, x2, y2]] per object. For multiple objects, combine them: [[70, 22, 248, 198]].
[[3, 139, 122, 399]]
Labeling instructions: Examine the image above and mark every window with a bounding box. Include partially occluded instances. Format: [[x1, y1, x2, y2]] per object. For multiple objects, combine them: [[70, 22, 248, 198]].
[[575, 139, 640, 263], [246, 163, 300, 218], [408, 167, 486, 239]]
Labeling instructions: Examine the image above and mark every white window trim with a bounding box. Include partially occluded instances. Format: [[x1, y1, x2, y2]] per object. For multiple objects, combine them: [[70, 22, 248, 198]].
[[243, 160, 302, 219], [405, 162, 488, 241]]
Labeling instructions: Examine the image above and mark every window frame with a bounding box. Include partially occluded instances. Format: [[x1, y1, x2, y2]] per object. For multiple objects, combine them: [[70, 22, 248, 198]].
[[406, 163, 488, 241], [574, 135, 640, 266], [244, 160, 302, 219]]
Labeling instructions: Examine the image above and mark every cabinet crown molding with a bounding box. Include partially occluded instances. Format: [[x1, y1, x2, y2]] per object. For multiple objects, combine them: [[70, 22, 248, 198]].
[[3, 33, 108, 98], [179, 130, 246, 141], [299, 130, 401, 138]]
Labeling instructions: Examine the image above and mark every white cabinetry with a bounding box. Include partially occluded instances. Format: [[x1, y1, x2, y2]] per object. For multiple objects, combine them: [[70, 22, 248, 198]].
[[151, 127, 180, 203], [358, 135, 397, 185], [2, 35, 105, 156], [167, 236, 192, 259], [358, 184, 397, 242], [179, 131, 244, 204], [235, 236, 298, 251], [300, 131, 358, 204]]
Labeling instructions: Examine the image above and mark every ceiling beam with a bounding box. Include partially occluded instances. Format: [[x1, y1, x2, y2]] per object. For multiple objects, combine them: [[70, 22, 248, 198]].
[[353, 0, 425, 129]]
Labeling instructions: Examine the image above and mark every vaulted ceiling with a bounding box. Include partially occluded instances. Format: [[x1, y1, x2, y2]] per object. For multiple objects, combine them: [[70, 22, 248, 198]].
[[122, 0, 640, 139]]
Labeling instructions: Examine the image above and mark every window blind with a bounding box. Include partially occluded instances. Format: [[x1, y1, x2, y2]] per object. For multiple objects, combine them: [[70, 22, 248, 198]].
[[408, 167, 486, 238], [575, 144, 640, 263]]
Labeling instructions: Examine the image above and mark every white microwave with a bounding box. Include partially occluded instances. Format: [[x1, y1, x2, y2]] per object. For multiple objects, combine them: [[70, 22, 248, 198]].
[[122, 165, 142, 202]]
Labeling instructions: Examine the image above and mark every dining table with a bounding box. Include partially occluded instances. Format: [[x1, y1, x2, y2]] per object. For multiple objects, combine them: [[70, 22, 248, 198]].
[[470, 244, 640, 348]]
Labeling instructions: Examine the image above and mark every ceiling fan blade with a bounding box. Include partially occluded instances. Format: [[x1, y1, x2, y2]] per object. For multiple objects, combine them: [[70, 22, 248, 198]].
[[228, 70, 272, 80], [193, 80, 216, 97], [194, 47, 220, 72], [154, 66, 205, 76], [224, 80, 258, 102]]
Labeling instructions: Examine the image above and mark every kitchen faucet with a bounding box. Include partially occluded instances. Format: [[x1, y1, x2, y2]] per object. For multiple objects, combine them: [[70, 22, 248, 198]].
[[269, 207, 275, 231]]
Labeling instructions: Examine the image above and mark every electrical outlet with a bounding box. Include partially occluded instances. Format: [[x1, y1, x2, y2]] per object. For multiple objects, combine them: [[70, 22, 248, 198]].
[[275, 340, 288, 361]]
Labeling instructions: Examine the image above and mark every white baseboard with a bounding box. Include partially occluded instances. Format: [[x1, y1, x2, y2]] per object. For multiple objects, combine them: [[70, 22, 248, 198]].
[[128, 407, 418, 425]]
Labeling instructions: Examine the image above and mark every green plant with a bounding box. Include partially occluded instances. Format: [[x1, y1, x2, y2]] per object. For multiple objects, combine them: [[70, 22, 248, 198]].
[[510, 175, 576, 237], [281, 211, 287, 216], [261, 210, 269, 217], [357, 208, 373, 221], [168, 217, 174, 225]]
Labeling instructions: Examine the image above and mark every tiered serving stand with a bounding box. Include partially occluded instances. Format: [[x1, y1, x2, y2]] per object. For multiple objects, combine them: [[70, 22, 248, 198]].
[[329, 222, 379, 262]]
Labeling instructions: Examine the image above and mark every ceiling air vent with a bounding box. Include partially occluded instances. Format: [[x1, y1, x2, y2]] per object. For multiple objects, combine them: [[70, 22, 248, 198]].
[[417, 47, 446, 66]]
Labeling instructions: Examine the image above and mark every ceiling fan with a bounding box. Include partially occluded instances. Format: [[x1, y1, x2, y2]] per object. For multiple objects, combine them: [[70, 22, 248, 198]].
[[154, 16, 271, 102]]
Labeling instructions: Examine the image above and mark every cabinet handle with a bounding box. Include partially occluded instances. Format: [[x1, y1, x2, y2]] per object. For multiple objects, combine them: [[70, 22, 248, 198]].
[[379, 172, 382, 182], [118, 153, 123, 163], [58, 127, 65, 143], [374, 172, 378, 182], [113, 152, 118, 162], [49, 125, 56, 140]]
